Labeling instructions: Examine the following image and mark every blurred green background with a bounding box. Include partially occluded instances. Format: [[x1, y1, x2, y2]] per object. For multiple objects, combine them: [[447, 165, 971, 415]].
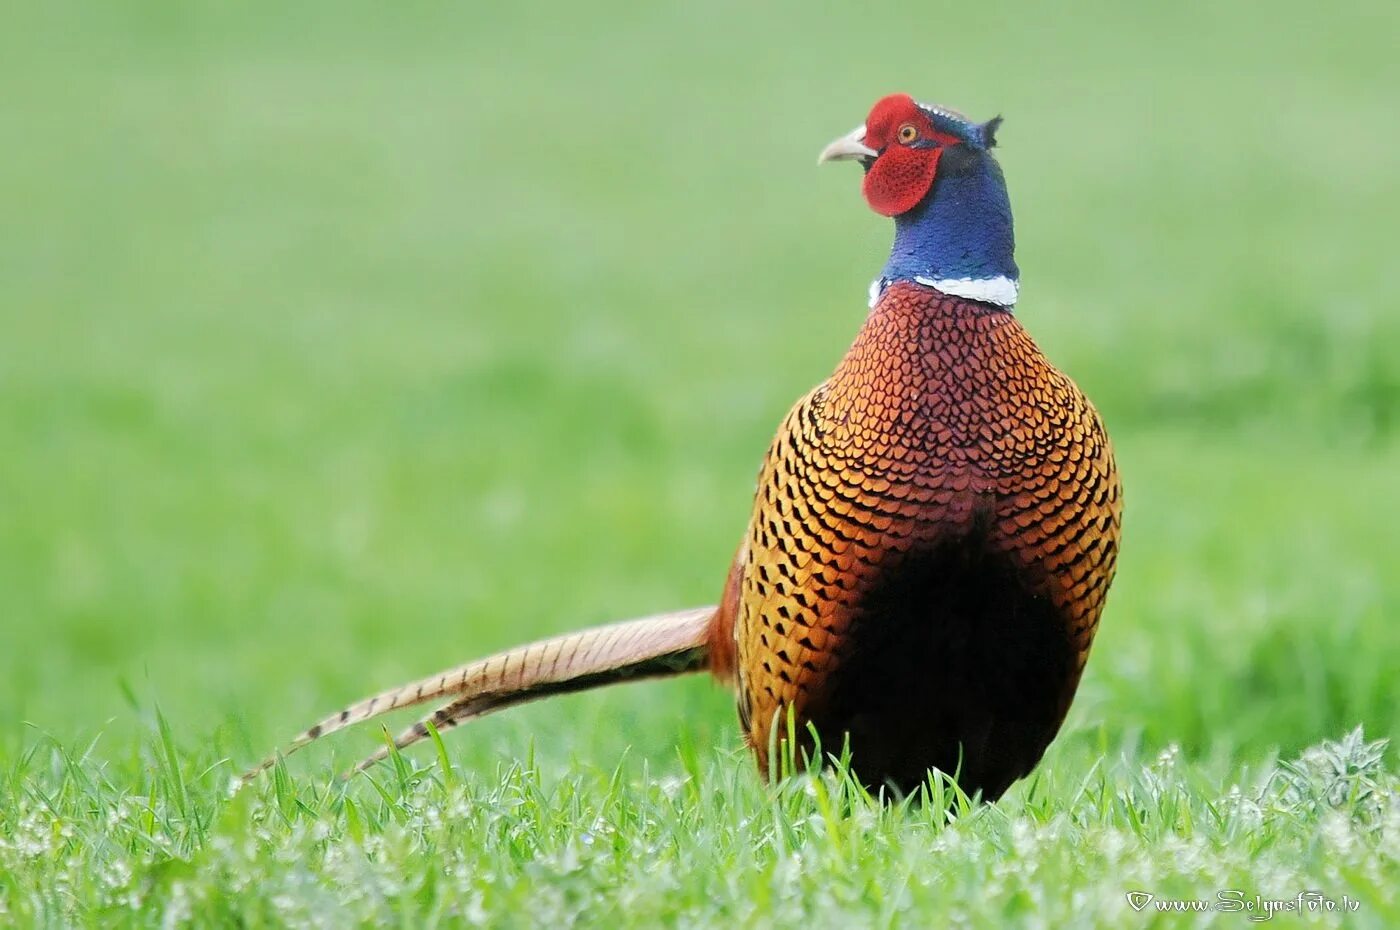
[[2, 0, 1397, 778]]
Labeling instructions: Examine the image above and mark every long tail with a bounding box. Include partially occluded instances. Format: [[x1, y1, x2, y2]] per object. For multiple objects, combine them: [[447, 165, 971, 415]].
[[240, 605, 716, 785]]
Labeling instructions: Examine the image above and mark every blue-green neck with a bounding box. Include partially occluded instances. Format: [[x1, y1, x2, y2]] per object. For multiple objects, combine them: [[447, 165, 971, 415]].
[[873, 146, 1019, 308]]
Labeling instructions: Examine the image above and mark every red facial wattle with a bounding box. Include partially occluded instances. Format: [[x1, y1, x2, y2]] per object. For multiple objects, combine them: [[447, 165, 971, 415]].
[[857, 93, 964, 217], [862, 145, 942, 217]]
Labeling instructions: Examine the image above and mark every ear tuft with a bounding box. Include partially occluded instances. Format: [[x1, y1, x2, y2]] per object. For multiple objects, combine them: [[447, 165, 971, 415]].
[[979, 116, 1003, 149]]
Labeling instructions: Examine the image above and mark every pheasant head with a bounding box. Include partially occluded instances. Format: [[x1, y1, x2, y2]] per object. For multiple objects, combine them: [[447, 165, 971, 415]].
[[820, 93, 1019, 308]]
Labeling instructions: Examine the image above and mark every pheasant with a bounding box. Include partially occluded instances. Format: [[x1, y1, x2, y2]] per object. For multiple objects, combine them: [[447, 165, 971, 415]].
[[244, 93, 1121, 800]]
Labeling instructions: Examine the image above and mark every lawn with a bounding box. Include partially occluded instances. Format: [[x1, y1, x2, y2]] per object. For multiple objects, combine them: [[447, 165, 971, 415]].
[[2, 1, 1398, 926]]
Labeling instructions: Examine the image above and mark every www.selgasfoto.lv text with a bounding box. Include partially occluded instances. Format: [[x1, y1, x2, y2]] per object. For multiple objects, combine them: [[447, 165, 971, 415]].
[[1126, 890, 1360, 919]]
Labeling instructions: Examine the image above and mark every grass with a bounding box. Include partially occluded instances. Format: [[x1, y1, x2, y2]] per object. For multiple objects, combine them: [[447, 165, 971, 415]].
[[2, 725, 1395, 926], [2, 0, 1399, 925]]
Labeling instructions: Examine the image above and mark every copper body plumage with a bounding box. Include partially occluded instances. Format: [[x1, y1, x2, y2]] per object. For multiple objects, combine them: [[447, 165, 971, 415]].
[[714, 282, 1121, 797]]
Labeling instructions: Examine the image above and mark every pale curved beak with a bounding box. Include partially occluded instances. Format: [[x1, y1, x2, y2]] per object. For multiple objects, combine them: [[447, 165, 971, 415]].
[[817, 125, 878, 165]]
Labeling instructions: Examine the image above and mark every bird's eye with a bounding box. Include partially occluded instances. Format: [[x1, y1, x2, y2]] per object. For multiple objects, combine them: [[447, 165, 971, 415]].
[[898, 124, 918, 144]]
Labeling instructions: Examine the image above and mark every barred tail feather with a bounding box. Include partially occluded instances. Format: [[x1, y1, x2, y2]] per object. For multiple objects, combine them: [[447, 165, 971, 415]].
[[240, 606, 715, 785]]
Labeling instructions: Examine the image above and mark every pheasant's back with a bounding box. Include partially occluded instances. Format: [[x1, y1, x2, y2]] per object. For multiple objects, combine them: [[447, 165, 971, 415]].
[[731, 282, 1121, 797]]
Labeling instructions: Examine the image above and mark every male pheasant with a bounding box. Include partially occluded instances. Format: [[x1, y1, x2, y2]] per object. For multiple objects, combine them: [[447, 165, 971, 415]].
[[245, 94, 1122, 800]]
